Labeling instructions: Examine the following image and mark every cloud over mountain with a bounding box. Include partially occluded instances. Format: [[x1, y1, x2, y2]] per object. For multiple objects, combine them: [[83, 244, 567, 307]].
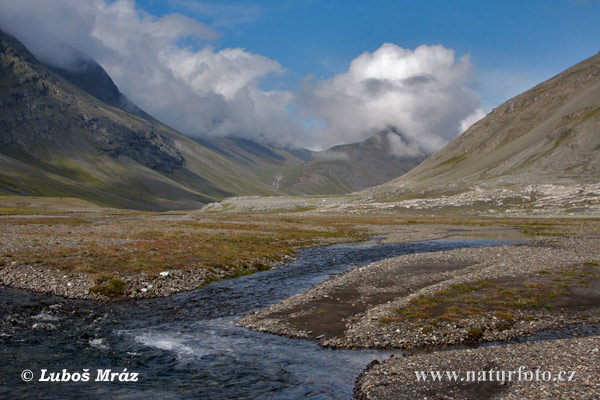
[[0, 0, 483, 152], [0, 0, 300, 143], [299, 43, 483, 153]]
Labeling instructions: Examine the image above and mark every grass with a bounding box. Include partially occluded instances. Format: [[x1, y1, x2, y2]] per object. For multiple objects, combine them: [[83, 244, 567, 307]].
[[2, 209, 598, 298], [435, 153, 468, 168], [387, 261, 600, 328], [578, 106, 600, 123], [467, 326, 484, 341], [0, 207, 47, 215], [520, 222, 565, 237], [90, 276, 126, 297], [3, 213, 367, 284]]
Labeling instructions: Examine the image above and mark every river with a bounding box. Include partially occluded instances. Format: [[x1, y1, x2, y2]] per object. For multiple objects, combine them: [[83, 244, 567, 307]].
[[1, 238, 507, 399]]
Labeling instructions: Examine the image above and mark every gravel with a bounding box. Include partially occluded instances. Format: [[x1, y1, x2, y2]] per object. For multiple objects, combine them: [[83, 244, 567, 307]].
[[241, 235, 600, 350], [355, 334, 600, 399], [0, 255, 293, 300], [239, 223, 600, 399]]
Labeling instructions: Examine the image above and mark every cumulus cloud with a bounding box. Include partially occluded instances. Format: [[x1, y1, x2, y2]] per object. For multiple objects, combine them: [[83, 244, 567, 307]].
[[299, 43, 481, 154], [0, 1, 482, 154], [459, 108, 486, 133], [0, 0, 301, 143], [387, 132, 425, 158]]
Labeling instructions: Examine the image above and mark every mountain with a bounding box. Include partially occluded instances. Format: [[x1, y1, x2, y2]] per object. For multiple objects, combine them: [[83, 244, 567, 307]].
[[196, 131, 425, 196], [44, 50, 313, 195], [193, 136, 313, 188], [278, 129, 426, 195], [0, 28, 439, 209], [365, 51, 600, 201], [47, 55, 155, 122], [0, 29, 279, 210]]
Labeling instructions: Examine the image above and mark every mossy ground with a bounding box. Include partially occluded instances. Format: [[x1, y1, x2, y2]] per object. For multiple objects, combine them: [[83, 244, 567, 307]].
[[1, 196, 598, 299], [0, 209, 371, 294], [382, 261, 600, 329]]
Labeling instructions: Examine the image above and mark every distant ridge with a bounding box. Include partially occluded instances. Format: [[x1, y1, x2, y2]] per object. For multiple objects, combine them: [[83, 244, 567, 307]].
[[47, 55, 155, 122], [279, 129, 426, 195]]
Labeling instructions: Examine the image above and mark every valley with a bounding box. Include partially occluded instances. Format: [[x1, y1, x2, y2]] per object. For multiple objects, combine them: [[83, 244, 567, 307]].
[[1, 9, 599, 399], [1, 194, 599, 398]]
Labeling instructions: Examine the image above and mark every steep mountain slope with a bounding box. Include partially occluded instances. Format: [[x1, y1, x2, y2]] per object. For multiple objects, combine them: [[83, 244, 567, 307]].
[[279, 129, 426, 195], [366, 51, 600, 201], [47, 55, 155, 122], [0, 29, 279, 210], [193, 136, 313, 188]]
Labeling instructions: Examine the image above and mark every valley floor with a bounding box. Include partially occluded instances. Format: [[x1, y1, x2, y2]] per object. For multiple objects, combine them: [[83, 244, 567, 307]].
[[1, 195, 599, 399], [0, 196, 372, 299], [237, 216, 600, 399]]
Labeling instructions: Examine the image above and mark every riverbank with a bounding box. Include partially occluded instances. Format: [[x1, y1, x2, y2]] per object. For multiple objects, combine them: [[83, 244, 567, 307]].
[[354, 333, 600, 399], [2, 202, 598, 309], [0, 204, 566, 300], [238, 218, 600, 399], [2, 237, 423, 400], [2, 195, 549, 300], [240, 229, 600, 350], [0, 209, 371, 299], [0, 205, 480, 300]]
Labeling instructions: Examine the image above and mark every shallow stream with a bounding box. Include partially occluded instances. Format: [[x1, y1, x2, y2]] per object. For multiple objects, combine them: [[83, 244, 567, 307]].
[[2, 238, 511, 399]]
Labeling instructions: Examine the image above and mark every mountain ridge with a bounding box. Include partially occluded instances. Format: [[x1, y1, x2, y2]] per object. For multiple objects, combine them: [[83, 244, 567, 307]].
[[47, 55, 155, 123], [279, 129, 426, 195], [364, 51, 600, 201], [0, 28, 282, 210]]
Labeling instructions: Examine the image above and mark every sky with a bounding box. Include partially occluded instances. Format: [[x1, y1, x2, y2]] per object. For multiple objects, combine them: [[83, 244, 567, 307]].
[[0, 0, 599, 154]]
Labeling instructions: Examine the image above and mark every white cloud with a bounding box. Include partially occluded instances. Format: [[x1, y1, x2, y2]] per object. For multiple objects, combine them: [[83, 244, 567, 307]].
[[459, 108, 486, 133], [0, 0, 301, 143], [387, 132, 425, 158], [299, 43, 481, 154], [315, 151, 349, 162], [0, 1, 482, 153]]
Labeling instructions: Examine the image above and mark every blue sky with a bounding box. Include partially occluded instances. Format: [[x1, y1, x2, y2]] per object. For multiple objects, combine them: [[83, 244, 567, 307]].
[[1, 0, 598, 151], [138, 0, 600, 110]]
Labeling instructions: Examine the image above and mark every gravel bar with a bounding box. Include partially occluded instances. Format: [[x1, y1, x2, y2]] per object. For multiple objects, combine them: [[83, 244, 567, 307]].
[[355, 334, 600, 399]]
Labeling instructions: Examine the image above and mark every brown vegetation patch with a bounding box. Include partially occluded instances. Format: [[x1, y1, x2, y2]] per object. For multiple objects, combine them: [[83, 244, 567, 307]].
[[272, 262, 473, 339], [2, 213, 366, 281], [386, 261, 600, 328]]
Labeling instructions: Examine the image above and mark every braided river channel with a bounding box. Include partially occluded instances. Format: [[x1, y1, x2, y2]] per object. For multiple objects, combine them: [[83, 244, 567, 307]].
[[2, 238, 510, 399]]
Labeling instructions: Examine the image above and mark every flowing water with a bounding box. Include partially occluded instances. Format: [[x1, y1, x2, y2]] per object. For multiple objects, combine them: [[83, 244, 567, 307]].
[[1, 238, 509, 399]]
